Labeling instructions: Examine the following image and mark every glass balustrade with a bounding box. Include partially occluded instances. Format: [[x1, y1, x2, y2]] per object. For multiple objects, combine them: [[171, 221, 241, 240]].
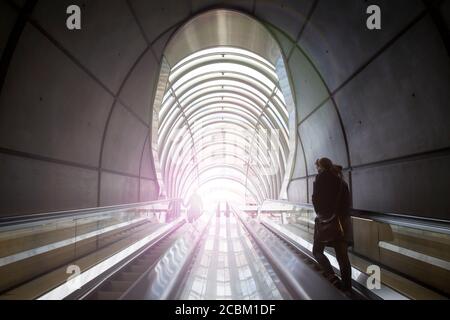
[[0, 199, 184, 299], [250, 200, 450, 299]]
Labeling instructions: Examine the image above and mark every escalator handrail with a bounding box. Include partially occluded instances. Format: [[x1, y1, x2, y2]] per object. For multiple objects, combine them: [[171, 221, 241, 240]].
[[72, 218, 186, 300], [0, 199, 183, 228], [257, 199, 450, 235], [120, 214, 212, 300], [258, 216, 413, 300], [233, 207, 347, 300], [158, 215, 212, 300]]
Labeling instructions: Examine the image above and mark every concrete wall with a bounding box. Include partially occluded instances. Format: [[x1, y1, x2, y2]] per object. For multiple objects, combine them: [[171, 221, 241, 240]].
[[0, 0, 162, 215], [1, 0, 449, 220], [262, 0, 450, 221]]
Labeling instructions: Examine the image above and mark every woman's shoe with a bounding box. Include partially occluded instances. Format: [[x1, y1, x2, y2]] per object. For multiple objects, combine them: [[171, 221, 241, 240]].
[[342, 289, 354, 299], [325, 273, 341, 287]]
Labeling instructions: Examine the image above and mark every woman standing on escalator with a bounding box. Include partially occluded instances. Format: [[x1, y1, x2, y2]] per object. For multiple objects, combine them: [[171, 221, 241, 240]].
[[312, 158, 353, 294]]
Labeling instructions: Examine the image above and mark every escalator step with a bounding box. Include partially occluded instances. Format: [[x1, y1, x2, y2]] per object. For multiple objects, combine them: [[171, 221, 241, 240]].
[[119, 272, 141, 282], [96, 291, 122, 300], [136, 258, 153, 266], [109, 280, 132, 292], [131, 265, 147, 273]]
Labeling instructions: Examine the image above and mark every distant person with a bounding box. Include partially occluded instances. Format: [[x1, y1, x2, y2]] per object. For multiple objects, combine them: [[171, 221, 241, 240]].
[[224, 202, 230, 218], [216, 202, 221, 218], [168, 200, 182, 222], [167, 200, 174, 222], [312, 158, 353, 293], [187, 193, 203, 223]]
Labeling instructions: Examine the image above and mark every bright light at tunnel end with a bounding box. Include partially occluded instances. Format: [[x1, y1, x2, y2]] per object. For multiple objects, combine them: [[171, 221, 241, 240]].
[[157, 46, 293, 206], [197, 179, 247, 212]]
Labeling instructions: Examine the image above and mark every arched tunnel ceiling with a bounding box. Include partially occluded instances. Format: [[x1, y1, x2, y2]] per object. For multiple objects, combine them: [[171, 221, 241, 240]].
[[157, 44, 291, 204], [163, 9, 282, 67], [0, 0, 449, 220]]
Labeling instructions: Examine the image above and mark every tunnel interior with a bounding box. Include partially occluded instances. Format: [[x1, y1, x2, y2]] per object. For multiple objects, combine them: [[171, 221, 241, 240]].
[[0, 0, 449, 300], [154, 10, 296, 208], [1, 0, 449, 221]]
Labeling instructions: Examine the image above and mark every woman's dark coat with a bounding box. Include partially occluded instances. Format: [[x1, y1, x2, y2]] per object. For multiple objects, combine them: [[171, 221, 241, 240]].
[[312, 170, 353, 245]]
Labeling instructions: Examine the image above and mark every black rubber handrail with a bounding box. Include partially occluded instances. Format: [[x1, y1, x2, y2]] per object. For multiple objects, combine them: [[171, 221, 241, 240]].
[[259, 218, 384, 300], [257, 200, 450, 235], [233, 207, 348, 300]]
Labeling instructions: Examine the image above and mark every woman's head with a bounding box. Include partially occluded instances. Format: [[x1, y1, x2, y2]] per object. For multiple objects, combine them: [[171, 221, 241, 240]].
[[315, 158, 334, 172], [316, 158, 344, 178]]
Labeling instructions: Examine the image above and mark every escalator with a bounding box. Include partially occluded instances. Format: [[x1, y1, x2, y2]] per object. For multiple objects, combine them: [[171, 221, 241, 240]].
[[84, 211, 353, 300], [80, 223, 189, 300], [0, 200, 185, 300], [0, 201, 390, 300]]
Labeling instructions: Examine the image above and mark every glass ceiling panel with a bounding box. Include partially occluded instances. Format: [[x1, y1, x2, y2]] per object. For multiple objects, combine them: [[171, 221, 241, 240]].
[[185, 102, 261, 120], [177, 82, 271, 107], [173, 76, 275, 99], [158, 47, 290, 204], [171, 63, 277, 93], [180, 94, 266, 120], [172, 47, 275, 72]]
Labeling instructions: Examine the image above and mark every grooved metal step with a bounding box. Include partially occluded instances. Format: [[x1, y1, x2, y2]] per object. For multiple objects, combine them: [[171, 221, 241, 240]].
[[83, 224, 187, 300], [96, 291, 122, 300]]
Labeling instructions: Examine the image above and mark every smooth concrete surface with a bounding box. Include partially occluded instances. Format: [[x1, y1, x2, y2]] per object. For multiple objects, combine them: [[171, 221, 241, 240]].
[[101, 102, 148, 176], [351, 154, 450, 219], [140, 137, 154, 180], [0, 0, 449, 222], [254, 0, 314, 41], [290, 134, 307, 179], [288, 48, 329, 121], [298, 100, 349, 174], [139, 179, 158, 203], [0, 24, 113, 167], [192, 0, 253, 14], [0, 153, 98, 215], [0, 0, 17, 58], [119, 49, 158, 125], [129, 0, 191, 45], [298, 0, 425, 92], [99, 172, 139, 207], [33, 0, 148, 94], [334, 16, 450, 166]]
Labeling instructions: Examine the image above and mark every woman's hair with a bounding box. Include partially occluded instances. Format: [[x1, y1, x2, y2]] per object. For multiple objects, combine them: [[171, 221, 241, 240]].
[[333, 165, 344, 179], [316, 158, 333, 171], [316, 158, 343, 178]]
